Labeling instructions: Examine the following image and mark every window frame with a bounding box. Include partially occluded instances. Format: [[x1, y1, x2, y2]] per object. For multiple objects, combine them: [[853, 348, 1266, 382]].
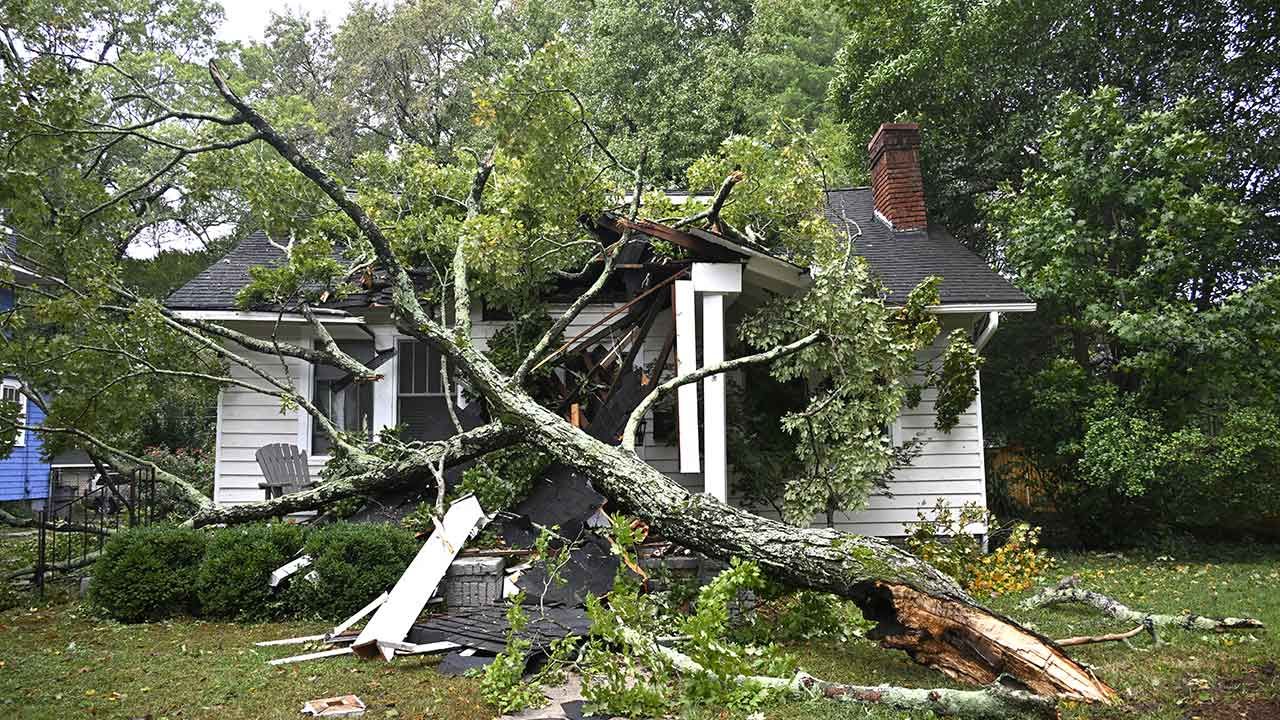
[[396, 339, 446, 398], [2, 378, 27, 448], [309, 340, 375, 457]]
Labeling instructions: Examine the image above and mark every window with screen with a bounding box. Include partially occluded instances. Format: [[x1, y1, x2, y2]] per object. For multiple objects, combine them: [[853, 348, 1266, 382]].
[[311, 341, 374, 456], [398, 339, 444, 396], [2, 380, 26, 447], [397, 340, 454, 442]]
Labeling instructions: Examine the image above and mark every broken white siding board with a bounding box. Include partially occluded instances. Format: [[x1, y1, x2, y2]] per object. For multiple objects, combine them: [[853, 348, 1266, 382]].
[[378, 640, 460, 656], [329, 592, 388, 640], [269, 554, 313, 587], [267, 646, 353, 666], [674, 279, 700, 473], [352, 495, 486, 661], [254, 634, 327, 647]]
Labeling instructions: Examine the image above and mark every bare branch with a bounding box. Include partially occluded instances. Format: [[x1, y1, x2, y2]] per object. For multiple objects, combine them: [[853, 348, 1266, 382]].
[[2, 421, 212, 512], [452, 147, 496, 341], [622, 331, 824, 452], [672, 170, 744, 230], [205, 60, 448, 350], [513, 149, 648, 385]]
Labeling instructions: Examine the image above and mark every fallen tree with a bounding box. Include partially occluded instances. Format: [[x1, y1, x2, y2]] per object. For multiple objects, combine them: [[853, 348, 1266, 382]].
[[0, 45, 1118, 706]]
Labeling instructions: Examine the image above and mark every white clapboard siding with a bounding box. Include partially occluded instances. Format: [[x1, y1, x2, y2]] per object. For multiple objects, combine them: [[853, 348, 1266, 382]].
[[212, 305, 991, 538], [631, 308, 989, 537], [214, 344, 311, 506]]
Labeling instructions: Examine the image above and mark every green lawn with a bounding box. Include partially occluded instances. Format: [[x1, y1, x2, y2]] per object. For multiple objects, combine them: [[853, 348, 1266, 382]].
[[1, 542, 1277, 719]]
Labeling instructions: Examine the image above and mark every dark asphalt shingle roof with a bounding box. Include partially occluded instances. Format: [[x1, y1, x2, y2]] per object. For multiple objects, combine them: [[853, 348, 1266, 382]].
[[825, 188, 1029, 305], [166, 191, 1030, 310], [165, 231, 282, 310]]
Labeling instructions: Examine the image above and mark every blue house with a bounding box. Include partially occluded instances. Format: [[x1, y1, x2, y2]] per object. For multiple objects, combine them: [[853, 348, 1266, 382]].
[[1, 268, 51, 505]]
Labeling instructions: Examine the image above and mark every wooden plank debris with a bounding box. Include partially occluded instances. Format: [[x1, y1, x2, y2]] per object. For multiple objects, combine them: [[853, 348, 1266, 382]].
[[269, 554, 313, 587], [329, 592, 388, 640], [352, 495, 486, 661], [376, 640, 460, 656], [254, 634, 326, 647], [268, 646, 353, 666]]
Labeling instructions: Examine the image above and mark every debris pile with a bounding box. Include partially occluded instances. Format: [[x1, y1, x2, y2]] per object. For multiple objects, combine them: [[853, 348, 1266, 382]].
[[256, 469, 622, 672]]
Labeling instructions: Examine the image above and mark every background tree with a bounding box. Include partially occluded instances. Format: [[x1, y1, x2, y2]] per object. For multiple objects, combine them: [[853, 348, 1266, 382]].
[[982, 89, 1280, 539], [831, 0, 1280, 252]]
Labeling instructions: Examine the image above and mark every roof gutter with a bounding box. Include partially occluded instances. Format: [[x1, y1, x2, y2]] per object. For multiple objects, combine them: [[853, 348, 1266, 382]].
[[973, 311, 1001, 352]]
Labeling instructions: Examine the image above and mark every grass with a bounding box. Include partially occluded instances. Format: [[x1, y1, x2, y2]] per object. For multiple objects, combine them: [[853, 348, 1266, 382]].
[[773, 542, 1280, 720], [0, 539, 1277, 719]]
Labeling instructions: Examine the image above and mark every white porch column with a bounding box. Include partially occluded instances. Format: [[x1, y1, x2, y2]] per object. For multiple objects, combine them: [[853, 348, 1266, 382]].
[[701, 293, 727, 502], [691, 263, 741, 503], [674, 279, 701, 473], [371, 326, 398, 433]]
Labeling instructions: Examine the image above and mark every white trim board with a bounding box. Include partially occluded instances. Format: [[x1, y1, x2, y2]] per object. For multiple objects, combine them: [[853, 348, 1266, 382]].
[[170, 310, 366, 324], [923, 302, 1036, 314]]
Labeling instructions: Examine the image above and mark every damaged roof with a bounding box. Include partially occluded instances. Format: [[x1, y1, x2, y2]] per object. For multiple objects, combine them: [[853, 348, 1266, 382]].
[[166, 190, 1029, 311]]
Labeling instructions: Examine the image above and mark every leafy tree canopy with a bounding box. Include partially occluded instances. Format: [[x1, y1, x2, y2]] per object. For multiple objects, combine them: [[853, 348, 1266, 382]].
[[982, 89, 1280, 534]]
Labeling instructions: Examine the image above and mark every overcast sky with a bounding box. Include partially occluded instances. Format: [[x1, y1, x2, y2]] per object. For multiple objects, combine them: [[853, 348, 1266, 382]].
[[214, 0, 360, 42]]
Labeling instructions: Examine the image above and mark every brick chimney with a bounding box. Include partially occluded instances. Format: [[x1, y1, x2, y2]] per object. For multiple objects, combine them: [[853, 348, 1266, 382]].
[[867, 122, 927, 231]]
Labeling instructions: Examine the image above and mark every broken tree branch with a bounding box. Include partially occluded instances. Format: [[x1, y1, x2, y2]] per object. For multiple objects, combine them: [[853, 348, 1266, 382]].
[[0, 507, 112, 536], [186, 423, 515, 527], [1023, 576, 1265, 634], [672, 170, 744, 231], [513, 149, 648, 386], [1056, 624, 1149, 647], [621, 331, 824, 451], [617, 628, 1056, 719]]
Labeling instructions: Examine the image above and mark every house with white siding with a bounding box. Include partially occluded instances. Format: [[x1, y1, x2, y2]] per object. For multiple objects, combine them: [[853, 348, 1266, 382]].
[[165, 123, 1032, 537]]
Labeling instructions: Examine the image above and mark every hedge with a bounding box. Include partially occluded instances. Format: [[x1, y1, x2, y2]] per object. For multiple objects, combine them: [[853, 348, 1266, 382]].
[[90, 525, 207, 622], [90, 522, 422, 623], [285, 522, 419, 620], [196, 523, 305, 620]]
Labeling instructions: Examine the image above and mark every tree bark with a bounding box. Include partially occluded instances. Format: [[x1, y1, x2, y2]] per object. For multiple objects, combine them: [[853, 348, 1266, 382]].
[[1024, 576, 1265, 634]]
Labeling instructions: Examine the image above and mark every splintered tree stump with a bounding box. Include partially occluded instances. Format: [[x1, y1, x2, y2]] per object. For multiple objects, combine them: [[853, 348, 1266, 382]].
[[863, 582, 1114, 700]]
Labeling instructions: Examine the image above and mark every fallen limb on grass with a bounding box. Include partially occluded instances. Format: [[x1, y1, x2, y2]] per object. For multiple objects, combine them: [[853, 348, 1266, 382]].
[[616, 628, 1057, 719], [7, 551, 100, 579], [1056, 625, 1148, 647], [1024, 576, 1265, 637]]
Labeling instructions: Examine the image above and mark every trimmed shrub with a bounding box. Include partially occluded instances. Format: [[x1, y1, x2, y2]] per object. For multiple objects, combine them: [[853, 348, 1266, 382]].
[[196, 523, 305, 620], [286, 523, 418, 620], [90, 525, 206, 622]]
